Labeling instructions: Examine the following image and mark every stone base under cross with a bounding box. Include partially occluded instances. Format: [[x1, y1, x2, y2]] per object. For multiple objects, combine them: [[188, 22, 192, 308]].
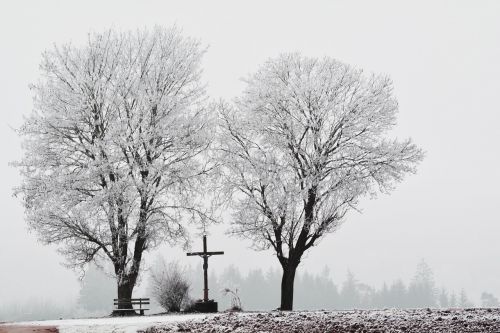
[[192, 299, 218, 313]]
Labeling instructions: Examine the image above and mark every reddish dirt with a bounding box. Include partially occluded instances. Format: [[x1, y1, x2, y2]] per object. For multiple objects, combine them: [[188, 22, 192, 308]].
[[0, 326, 58, 333]]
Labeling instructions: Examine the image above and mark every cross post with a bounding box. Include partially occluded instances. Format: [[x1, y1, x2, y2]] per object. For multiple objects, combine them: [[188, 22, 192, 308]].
[[186, 234, 224, 303]]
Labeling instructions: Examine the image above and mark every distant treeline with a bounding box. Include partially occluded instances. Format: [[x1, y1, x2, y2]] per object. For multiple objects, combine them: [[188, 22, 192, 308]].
[[1, 260, 499, 322], [0, 299, 77, 322], [186, 260, 498, 311]]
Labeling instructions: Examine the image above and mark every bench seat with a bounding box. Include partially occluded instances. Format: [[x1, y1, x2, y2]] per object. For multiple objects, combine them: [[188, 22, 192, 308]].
[[113, 298, 150, 316]]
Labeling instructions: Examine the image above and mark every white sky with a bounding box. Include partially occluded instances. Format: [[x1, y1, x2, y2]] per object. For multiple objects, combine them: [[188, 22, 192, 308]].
[[1, 0, 499, 305]]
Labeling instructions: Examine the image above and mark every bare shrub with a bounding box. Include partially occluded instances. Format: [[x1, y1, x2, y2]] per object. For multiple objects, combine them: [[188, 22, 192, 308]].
[[149, 259, 191, 312], [222, 287, 242, 311]]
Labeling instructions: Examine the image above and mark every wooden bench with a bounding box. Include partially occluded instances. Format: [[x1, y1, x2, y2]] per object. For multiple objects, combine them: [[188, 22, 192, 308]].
[[113, 298, 150, 315]]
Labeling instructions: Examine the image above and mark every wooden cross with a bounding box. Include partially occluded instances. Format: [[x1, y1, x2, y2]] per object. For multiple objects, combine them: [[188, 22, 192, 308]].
[[186, 234, 224, 302]]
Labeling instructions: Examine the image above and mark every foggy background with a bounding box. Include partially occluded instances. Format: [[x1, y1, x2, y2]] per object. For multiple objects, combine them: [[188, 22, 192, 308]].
[[1, 0, 499, 319]]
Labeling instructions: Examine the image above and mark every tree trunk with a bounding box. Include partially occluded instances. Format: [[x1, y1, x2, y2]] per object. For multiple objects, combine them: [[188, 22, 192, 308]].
[[280, 263, 298, 311], [112, 279, 137, 316]]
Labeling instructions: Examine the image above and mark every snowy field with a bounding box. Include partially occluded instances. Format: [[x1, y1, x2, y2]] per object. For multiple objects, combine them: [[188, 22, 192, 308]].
[[143, 309, 500, 333], [2, 309, 500, 332], [1, 313, 212, 333]]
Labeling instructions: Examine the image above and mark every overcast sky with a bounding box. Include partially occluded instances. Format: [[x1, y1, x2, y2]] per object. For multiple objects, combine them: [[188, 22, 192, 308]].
[[1, 0, 499, 305]]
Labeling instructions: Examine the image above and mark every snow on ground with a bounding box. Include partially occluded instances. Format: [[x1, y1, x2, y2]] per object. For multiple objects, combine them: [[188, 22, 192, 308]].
[[143, 308, 500, 333], [3, 313, 212, 333], [3, 309, 500, 332]]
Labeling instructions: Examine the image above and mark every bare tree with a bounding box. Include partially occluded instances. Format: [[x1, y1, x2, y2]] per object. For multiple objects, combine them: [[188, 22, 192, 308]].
[[218, 53, 423, 310], [14, 27, 215, 311]]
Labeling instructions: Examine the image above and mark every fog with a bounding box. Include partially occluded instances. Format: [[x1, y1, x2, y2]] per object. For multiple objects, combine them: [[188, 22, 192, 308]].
[[1, 0, 499, 318]]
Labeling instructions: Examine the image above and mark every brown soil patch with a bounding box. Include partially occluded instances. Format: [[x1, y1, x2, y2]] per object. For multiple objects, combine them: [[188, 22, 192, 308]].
[[0, 326, 58, 333]]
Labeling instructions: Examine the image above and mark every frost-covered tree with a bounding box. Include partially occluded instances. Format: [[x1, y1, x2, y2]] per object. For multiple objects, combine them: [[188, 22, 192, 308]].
[[218, 53, 423, 310], [14, 27, 214, 310]]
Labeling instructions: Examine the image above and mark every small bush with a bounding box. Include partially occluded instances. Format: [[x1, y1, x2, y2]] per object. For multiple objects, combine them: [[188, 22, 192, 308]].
[[221, 287, 242, 311], [182, 299, 198, 313], [149, 259, 191, 312]]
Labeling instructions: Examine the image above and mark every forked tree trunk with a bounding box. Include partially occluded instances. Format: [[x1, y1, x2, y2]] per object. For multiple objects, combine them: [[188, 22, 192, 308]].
[[112, 278, 137, 315], [280, 263, 298, 311], [279, 189, 316, 310], [117, 282, 134, 308], [112, 199, 147, 316]]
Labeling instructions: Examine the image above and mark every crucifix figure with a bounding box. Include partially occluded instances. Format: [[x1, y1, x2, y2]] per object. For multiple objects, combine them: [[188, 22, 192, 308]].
[[186, 234, 224, 312]]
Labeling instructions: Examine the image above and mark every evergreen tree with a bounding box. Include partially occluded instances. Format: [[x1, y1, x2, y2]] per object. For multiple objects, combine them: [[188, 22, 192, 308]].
[[459, 289, 474, 308], [265, 268, 282, 309], [449, 292, 458, 307], [242, 269, 267, 309], [389, 280, 408, 308], [357, 283, 375, 309], [220, 265, 243, 289], [438, 288, 450, 308], [316, 267, 339, 310], [481, 292, 499, 307], [407, 260, 437, 307], [374, 283, 390, 308], [340, 271, 360, 309]]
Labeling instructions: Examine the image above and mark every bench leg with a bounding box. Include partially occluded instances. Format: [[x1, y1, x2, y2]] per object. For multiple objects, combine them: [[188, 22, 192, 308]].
[[140, 309, 144, 316]]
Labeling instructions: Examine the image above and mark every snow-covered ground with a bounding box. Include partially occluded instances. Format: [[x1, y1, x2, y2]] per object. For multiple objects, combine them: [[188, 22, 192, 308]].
[[3, 309, 500, 333], [144, 308, 500, 333], [2, 313, 212, 333]]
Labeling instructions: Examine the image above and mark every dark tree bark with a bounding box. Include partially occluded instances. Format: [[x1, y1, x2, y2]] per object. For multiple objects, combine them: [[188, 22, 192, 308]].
[[112, 276, 138, 316], [280, 262, 298, 310], [278, 188, 316, 311], [117, 282, 134, 308]]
